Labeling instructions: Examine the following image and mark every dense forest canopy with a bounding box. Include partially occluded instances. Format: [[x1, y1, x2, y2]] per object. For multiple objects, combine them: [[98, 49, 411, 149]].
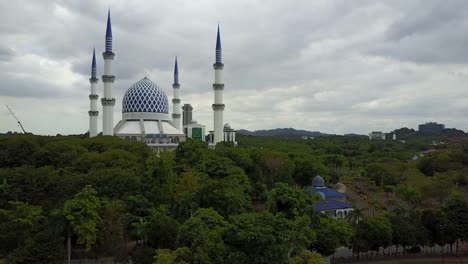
[[0, 134, 467, 263]]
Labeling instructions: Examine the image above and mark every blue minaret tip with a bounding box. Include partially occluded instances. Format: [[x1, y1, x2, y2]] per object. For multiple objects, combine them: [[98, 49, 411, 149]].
[[91, 47, 97, 78], [174, 56, 179, 84], [106, 9, 112, 38], [216, 25, 221, 50], [92, 48, 96, 67], [215, 25, 222, 64]]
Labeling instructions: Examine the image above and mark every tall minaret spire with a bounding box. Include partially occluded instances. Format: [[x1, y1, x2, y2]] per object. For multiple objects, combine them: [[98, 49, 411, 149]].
[[101, 9, 116, 136], [89, 48, 99, 137], [212, 24, 225, 145], [216, 25, 222, 63], [172, 56, 181, 130]]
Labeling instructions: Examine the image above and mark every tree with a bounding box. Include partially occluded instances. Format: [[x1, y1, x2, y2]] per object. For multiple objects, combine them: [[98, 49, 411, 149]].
[[199, 166, 253, 217], [147, 205, 179, 249], [312, 217, 353, 256], [225, 212, 315, 264], [153, 249, 176, 264], [96, 199, 129, 262], [351, 216, 392, 256], [389, 212, 421, 254], [421, 209, 456, 249], [64, 185, 102, 255], [267, 183, 315, 218], [174, 171, 203, 220], [443, 191, 468, 253], [292, 156, 327, 187], [288, 250, 324, 264], [0, 201, 44, 262], [175, 139, 209, 171], [153, 247, 191, 264], [0, 136, 40, 167], [254, 150, 295, 187], [396, 185, 421, 208], [145, 151, 177, 206], [177, 208, 228, 264]]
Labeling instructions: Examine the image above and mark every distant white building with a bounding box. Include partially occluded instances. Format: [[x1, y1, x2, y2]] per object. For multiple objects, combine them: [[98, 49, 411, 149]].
[[369, 131, 385, 140]]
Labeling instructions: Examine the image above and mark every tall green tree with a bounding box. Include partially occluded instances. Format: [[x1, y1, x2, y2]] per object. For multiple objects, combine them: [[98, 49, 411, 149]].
[[64, 185, 102, 254], [312, 217, 353, 256], [177, 208, 229, 264], [96, 199, 129, 262], [443, 191, 468, 252]]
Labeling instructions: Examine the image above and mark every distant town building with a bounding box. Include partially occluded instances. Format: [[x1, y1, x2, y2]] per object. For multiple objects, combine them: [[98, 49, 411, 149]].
[[369, 131, 385, 140], [208, 123, 237, 146], [418, 122, 445, 134], [411, 149, 437, 161], [309, 175, 353, 219]]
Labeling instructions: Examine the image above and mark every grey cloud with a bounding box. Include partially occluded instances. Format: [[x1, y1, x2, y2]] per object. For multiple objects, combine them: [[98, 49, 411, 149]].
[[1, 0, 468, 135], [0, 46, 15, 61]]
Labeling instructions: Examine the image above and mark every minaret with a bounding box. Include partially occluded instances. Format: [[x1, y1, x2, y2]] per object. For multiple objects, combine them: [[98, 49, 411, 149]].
[[88, 48, 99, 137], [172, 56, 181, 130], [101, 10, 116, 136], [212, 25, 224, 144]]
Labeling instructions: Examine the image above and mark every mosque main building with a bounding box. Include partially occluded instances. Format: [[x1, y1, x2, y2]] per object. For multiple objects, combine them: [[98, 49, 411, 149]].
[[88, 11, 237, 153]]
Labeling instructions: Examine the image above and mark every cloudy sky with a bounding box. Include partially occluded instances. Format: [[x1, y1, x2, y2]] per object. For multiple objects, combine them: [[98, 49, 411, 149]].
[[1, 0, 468, 135]]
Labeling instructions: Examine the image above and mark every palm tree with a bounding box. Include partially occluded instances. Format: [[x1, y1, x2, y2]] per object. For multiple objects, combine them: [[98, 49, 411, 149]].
[[346, 208, 365, 224]]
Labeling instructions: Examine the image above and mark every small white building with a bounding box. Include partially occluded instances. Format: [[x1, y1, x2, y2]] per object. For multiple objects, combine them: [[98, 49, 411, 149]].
[[369, 131, 385, 140]]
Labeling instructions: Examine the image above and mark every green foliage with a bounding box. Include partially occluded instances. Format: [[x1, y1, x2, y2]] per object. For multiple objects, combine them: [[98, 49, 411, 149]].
[[175, 139, 209, 171], [96, 199, 129, 261], [352, 215, 392, 254], [253, 150, 295, 187], [225, 212, 315, 264], [131, 245, 154, 264], [145, 151, 177, 205], [365, 162, 404, 187], [147, 205, 179, 249], [177, 208, 229, 264], [396, 185, 422, 206], [64, 185, 102, 252], [443, 191, 468, 242], [154, 249, 176, 264], [267, 183, 315, 218], [288, 250, 324, 264], [0, 136, 40, 167], [1, 133, 468, 262], [292, 156, 327, 187], [153, 247, 191, 264], [312, 217, 353, 256]]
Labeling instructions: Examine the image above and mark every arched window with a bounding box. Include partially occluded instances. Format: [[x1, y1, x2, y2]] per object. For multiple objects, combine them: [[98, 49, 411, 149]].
[[125, 136, 130, 142], [174, 137, 179, 143], [131, 136, 137, 142], [337, 211, 343, 219]]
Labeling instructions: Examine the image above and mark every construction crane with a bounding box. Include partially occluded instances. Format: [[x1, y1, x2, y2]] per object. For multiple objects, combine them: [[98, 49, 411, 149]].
[[6, 105, 26, 133]]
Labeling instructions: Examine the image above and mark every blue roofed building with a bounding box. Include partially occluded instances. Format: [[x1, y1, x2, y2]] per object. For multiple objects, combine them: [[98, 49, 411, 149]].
[[310, 175, 353, 219]]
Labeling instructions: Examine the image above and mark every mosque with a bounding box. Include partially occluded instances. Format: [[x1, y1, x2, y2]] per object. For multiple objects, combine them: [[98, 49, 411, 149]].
[[309, 175, 354, 219], [88, 11, 237, 153]]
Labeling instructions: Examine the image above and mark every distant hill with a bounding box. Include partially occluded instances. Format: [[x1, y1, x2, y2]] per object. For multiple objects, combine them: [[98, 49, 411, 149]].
[[238, 128, 332, 138]]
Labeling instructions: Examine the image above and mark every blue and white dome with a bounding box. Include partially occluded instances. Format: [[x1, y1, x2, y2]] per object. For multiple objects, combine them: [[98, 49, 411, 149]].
[[312, 175, 325, 188], [122, 77, 169, 113]]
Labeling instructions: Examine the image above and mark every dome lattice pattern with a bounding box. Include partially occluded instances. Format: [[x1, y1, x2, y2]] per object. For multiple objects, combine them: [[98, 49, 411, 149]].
[[312, 175, 325, 188], [122, 77, 169, 113]]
